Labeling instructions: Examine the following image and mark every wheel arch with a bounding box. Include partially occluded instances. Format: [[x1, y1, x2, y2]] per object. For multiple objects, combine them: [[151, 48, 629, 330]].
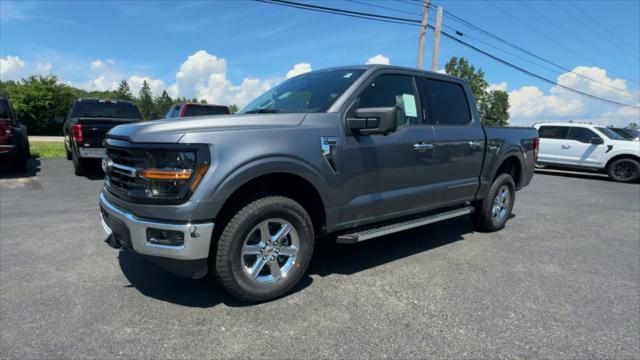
[[604, 153, 640, 169]]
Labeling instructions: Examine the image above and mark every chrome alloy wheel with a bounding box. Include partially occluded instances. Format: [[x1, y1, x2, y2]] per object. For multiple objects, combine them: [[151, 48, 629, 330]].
[[491, 185, 511, 221], [241, 218, 300, 284]]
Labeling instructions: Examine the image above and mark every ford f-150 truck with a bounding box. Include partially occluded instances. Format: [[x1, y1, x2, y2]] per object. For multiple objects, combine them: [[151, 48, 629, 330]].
[[99, 65, 538, 302], [0, 97, 30, 172], [63, 99, 144, 175]]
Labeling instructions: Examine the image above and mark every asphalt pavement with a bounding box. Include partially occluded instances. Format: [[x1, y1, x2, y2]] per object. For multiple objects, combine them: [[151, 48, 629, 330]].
[[1, 158, 639, 359]]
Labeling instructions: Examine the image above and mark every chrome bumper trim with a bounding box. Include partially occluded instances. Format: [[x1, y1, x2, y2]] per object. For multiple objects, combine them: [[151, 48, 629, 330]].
[[99, 192, 214, 260]]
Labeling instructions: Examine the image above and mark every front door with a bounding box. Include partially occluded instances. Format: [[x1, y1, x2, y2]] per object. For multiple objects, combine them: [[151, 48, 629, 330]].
[[564, 127, 606, 167], [340, 72, 436, 227]]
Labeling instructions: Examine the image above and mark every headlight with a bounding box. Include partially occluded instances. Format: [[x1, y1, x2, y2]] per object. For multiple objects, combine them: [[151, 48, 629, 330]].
[[140, 151, 208, 199]]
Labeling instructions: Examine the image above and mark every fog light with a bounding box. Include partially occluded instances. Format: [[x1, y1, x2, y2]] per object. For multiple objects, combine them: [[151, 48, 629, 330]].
[[146, 228, 185, 246]]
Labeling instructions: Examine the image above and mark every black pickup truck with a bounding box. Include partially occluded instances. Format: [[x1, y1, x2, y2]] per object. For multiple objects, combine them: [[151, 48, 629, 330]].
[[0, 97, 30, 172], [63, 99, 144, 175]]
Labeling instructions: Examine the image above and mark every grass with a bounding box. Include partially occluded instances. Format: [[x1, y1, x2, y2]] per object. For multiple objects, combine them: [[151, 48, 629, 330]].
[[30, 142, 66, 158]]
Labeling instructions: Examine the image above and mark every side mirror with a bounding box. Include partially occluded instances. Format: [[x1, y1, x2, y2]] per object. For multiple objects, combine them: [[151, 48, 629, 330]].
[[54, 116, 65, 125], [590, 137, 604, 145], [347, 107, 398, 135]]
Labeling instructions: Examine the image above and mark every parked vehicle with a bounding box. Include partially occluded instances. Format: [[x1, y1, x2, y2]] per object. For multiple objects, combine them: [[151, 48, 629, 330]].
[[99, 65, 538, 302], [534, 122, 640, 182], [0, 97, 30, 172], [609, 127, 640, 141], [63, 99, 144, 175], [164, 103, 231, 119]]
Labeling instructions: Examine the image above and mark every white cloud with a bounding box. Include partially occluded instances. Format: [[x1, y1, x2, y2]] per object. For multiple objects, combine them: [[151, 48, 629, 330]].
[[286, 63, 312, 79], [488, 81, 507, 92], [365, 54, 390, 65], [90, 59, 115, 71], [168, 50, 277, 106], [507, 66, 640, 127], [128, 75, 166, 96], [0, 55, 26, 81], [36, 62, 53, 75]]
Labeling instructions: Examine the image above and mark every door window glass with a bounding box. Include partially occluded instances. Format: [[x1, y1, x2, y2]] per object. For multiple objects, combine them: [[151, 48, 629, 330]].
[[357, 74, 421, 127], [567, 127, 599, 143], [420, 79, 471, 125], [538, 126, 569, 139]]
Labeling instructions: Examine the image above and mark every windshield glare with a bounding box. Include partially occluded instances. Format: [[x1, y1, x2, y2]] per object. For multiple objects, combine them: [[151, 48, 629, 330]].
[[596, 127, 628, 140], [239, 69, 365, 114]]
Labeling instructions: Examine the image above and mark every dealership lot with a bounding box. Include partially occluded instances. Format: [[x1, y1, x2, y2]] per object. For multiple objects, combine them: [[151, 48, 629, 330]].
[[1, 158, 638, 358]]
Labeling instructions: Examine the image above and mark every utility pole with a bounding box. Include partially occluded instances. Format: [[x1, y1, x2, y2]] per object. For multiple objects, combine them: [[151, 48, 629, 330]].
[[430, 6, 443, 72], [416, 0, 431, 69]]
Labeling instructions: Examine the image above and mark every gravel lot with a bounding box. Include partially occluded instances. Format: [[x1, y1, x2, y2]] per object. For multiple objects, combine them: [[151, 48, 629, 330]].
[[1, 158, 639, 359]]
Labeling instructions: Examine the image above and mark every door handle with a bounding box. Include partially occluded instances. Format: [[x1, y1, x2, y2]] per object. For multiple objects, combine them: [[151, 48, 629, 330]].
[[413, 143, 433, 152], [468, 141, 483, 148], [561, 144, 571, 149]]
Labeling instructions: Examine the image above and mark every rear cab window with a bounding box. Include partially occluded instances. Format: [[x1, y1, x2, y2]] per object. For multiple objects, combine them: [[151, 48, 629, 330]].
[[183, 105, 230, 117], [419, 78, 471, 126], [71, 100, 143, 120]]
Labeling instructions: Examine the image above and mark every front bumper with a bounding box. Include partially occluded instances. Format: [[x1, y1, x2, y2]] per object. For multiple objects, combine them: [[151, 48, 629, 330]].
[[99, 192, 214, 277]]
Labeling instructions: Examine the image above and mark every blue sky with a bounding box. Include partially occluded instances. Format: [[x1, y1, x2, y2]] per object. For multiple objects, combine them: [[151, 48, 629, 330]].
[[1, 0, 639, 126]]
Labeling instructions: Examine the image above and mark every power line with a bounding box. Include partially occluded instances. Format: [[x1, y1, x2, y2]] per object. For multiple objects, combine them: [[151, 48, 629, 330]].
[[567, 0, 640, 55], [424, 3, 638, 97], [345, 0, 418, 16], [256, 0, 639, 109]]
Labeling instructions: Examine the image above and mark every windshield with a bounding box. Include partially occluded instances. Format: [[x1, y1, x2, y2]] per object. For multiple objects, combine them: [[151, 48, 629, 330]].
[[596, 127, 629, 140], [71, 100, 143, 120], [238, 69, 365, 114]]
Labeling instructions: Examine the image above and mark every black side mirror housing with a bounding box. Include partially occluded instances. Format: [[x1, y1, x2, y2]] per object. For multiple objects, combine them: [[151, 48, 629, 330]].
[[590, 137, 604, 145], [347, 107, 398, 135]]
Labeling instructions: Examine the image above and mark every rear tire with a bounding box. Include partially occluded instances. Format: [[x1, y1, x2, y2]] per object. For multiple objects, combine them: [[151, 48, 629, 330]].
[[72, 150, 87, 176], [66, 146, 72, 160], [472, 173, 516, 232], [607, 158, 640, 183], [214, 196, 315, 303]]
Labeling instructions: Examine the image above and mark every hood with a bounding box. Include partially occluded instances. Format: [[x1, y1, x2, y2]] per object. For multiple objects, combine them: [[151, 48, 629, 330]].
[[107, 113, 307, 143]]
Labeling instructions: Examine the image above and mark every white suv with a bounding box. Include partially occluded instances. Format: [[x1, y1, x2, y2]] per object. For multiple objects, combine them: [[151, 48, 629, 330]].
[[534, 123, 640, 182]]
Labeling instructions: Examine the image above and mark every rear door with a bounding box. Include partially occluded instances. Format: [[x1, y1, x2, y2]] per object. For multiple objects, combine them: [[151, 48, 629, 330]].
[[340, 72, 437, 225], [418, 77, 485, 205], [537, 125, 570, 164]]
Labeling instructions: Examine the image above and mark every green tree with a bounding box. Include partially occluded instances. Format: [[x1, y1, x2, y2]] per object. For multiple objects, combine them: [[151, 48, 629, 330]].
[[0, 75, 77, 135], [228, 104, 239, 113], [154, 90, 173, 118], [444, 57, 510, 126], [136, 80, 154, 119], [115, 80, 133, 101], [199, 98, 208, 104], [628, 123, 638, 130]]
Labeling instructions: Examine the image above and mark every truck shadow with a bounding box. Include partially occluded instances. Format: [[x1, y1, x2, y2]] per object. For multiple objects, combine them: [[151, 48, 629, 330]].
[[117, 216, 473, 308], [0, 158, 41, 179]]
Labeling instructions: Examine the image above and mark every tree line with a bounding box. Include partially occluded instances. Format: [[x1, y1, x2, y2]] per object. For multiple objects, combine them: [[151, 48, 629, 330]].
[[0, 76, 239, 135], [0, 57, 509, 135]]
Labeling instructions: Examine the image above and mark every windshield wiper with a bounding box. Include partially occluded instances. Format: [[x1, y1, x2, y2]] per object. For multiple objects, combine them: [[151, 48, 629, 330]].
[[243, 108, 282, 114]]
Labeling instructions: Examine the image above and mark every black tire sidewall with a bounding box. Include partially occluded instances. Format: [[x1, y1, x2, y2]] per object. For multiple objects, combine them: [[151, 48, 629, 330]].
[[215, 196, 314, 302], [475, 173, 516, 231], [608, 158, 640, 183]]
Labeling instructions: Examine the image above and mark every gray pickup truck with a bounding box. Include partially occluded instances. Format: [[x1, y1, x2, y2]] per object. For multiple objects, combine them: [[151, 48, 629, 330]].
[[99, 65, 538, 302]]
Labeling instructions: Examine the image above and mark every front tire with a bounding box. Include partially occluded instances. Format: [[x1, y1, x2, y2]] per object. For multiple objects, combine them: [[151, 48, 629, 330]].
[[472, 173, 516, 232], [607, 158, 640, 183], [214, 196, 315, 303]]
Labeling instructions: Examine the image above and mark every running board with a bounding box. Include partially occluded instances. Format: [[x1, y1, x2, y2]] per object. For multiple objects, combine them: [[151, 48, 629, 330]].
[[336, 206, 474, 244]]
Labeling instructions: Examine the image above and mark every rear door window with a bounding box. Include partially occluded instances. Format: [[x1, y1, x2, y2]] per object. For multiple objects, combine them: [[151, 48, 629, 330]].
[[538, 126, 569, 139], [419, 78, 471, 126]]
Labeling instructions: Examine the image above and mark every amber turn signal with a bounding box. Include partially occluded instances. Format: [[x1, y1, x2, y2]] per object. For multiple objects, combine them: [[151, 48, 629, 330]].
[[141, 169, 193, 180], [189, 163, 210, 191]]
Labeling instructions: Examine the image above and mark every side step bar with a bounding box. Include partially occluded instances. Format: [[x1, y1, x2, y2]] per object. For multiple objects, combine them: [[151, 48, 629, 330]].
[[336, 206, 474, 244]]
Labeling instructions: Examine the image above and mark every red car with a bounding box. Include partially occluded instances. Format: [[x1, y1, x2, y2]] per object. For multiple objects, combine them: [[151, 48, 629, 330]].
[[0, 97, 30, 172], [164, 103, 231, 119]]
